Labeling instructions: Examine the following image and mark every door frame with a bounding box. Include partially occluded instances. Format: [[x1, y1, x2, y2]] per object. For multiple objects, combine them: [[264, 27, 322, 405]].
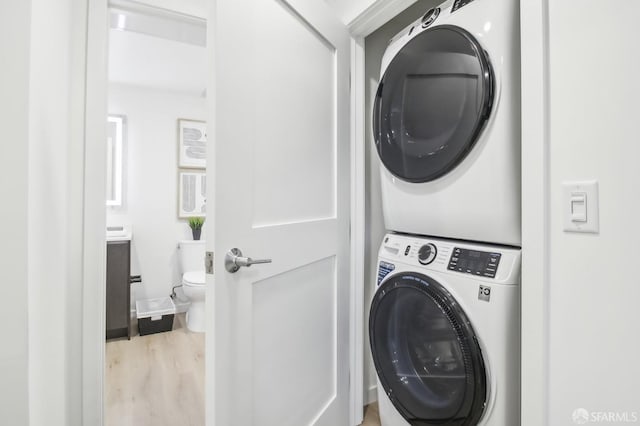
[[81, 1, 374, 426], [346, 0, 440, 419], [519, 0, 550, 424], [82, 0, 109, 424]]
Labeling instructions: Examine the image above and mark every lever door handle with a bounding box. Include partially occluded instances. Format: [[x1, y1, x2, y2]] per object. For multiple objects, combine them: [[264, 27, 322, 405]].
[[225, 248, 272, 273]]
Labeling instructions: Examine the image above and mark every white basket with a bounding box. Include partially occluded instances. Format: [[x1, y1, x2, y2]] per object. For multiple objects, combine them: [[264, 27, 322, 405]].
[[136, 297, 176, 320]]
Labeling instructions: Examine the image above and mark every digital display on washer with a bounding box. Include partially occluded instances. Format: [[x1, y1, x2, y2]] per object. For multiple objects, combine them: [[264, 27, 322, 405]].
[[448, 247, 501, 278], [451, 0, 476, 13]]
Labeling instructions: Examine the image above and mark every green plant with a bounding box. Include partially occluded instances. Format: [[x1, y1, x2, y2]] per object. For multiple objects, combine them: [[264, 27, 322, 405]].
[[188, 216, 205, 230]]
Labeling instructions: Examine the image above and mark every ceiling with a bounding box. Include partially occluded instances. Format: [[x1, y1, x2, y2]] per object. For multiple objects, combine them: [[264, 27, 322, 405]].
[[108, 5, 207, 95], [107, 0, 363, 94]]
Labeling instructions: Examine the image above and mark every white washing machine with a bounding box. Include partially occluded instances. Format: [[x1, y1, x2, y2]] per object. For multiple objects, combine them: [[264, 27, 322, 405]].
[[370, 233, 520, 425], [373, 0, 521, 246]]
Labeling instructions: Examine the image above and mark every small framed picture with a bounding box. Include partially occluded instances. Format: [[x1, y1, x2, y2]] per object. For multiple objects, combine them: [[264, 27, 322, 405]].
[[178, 170, 206, 218], [178, 119, 206, 168]]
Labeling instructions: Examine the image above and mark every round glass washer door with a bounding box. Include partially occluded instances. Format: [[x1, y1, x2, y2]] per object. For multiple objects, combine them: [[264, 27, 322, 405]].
[[373, 25, 494, 183], [369, 272, 487, 425]]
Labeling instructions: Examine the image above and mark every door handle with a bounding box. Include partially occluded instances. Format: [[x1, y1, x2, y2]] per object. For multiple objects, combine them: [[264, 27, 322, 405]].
[[225, 248, 272, 273]]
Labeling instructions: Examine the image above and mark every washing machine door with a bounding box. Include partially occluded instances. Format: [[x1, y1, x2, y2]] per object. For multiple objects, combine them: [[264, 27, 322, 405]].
[[373, 25, 494, 183], [369, 272, 487, 425]]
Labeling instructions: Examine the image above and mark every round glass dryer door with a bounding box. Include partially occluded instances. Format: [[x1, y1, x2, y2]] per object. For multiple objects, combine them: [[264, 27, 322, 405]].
[[369, 272, 487, 425], [373, 25, 494, 183]]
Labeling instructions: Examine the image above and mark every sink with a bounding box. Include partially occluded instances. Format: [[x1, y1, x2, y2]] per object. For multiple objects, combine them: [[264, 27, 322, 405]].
[[106, 225, 132, 241]]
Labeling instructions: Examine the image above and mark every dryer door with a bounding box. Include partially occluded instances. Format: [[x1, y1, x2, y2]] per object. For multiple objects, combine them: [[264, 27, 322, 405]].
[[369, 272, 487, 425], [373, 25, 494, 183]]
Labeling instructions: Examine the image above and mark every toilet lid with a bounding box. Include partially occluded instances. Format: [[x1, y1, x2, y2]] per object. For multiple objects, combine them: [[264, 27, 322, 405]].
[[183, 271, 206, 286]]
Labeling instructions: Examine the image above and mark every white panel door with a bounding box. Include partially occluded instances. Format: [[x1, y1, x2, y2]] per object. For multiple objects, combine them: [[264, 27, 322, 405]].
[[206, 0, 351, 425]]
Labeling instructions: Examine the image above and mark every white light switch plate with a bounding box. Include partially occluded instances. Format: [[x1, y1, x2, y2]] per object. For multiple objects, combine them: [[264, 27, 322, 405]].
[[563, 180, 599, 233]]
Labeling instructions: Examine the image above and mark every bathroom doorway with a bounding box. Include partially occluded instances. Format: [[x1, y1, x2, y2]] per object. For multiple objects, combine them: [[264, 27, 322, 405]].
[[103, 2, 207, 425]]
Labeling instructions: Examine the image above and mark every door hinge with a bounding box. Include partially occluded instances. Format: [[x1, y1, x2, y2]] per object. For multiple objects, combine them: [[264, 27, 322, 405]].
[[205, 251, 214, 275]]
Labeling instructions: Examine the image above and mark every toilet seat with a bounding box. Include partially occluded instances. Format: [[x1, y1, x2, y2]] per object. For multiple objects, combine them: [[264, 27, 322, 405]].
[[183, 271, 206, 286]]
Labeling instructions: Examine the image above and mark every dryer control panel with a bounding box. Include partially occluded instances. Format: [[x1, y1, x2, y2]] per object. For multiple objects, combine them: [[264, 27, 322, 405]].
[[448, 247, 501, 278]]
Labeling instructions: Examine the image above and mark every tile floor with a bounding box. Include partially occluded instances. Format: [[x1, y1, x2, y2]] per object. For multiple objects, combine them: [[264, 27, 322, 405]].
[[105, 313, 204, 426]]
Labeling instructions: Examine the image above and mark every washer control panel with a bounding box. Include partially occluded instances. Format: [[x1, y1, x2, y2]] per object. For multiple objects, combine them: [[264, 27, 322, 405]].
[[448, 247, 501, 278], [379, 234, 520, 284], [451, 0, 476, 13]]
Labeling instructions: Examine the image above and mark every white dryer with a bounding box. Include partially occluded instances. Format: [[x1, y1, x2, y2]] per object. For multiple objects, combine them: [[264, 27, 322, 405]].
[[370, 233, 520, 425], [373, 0, 521, 246]]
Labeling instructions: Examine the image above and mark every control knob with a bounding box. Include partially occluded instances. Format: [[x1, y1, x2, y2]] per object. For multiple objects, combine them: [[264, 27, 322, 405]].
[[418, 243, 437, 265], [421, 8, 440, 27]]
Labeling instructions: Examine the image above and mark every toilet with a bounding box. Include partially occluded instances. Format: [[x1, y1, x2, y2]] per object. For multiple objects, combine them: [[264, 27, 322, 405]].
[[178, 240, 206, 332]]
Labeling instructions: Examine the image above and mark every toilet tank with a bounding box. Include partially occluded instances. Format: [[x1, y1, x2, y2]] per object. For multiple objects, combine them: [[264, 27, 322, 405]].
[[178, 240, 206, 273]]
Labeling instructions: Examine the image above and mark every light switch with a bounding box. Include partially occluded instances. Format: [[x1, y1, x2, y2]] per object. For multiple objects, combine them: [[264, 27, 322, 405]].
[[563, 181, 599, 233], [570, 192, 587, 222]]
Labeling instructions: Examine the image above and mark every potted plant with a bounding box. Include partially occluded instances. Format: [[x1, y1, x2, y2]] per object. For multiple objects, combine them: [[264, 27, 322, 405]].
[[188, 217, 205, 240]]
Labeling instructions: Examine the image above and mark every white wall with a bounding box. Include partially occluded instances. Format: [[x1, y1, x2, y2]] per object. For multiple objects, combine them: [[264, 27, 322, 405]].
[[362, 0, 441, 404], [0, 0, 88, 424], [0, 2, 31, 424], [132, 0, 207, 19], [327, 0, 418, 25], [545, 2, 640, 423], [326, 0, 379, 23], [27, 0, 75, 422], [108, 28, 207, 95], [107, 83, 207, 306]]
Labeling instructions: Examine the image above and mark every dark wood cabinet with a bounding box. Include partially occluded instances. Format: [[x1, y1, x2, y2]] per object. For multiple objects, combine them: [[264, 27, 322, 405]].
[[106, 240, 131, 340]]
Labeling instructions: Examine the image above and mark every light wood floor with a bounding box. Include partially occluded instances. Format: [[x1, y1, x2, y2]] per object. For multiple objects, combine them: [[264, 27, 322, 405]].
[[360, 402, 381, 426], [107, 316, 378, 426], [105, 313, 204, 426]]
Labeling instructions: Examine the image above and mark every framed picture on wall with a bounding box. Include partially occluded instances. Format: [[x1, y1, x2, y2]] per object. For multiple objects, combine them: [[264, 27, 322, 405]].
[[178, 170, 206, 218], [178, 119, 207, 168]]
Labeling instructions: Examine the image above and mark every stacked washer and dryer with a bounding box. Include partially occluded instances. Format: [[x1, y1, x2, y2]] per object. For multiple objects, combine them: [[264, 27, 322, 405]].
[[369, 0, 521, 425]]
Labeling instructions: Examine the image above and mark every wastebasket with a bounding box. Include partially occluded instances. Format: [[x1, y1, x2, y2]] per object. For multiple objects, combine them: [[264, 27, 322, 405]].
[[136, 297, 176, 336]]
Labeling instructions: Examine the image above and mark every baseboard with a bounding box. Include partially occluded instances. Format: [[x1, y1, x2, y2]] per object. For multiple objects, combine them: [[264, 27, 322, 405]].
[[172, 298, 190, 314], [365, 384, 378, 405]]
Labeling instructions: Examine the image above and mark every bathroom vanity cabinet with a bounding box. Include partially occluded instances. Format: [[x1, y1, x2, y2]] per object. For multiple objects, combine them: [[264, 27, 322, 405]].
[[106, 240, 131, 340]]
